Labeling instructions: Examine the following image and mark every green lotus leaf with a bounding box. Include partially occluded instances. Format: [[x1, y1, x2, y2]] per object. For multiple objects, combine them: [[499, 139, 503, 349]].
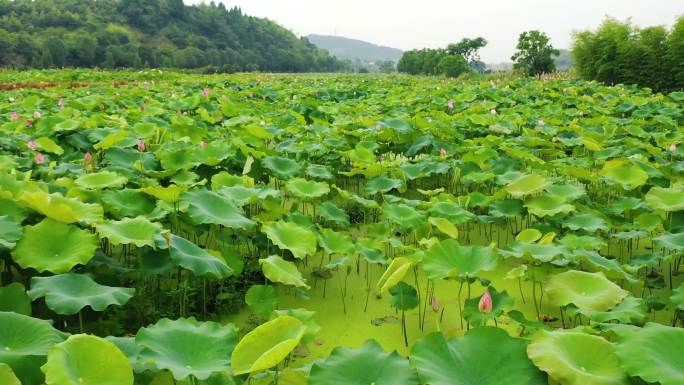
[[411, 327, 546, 385], [388, 282, 418, 310], [231, 316, 305, 375], [309, 340, 417, 385], [0, 215, 22, 248], [614, 323, 684, 385], [136, 318, 238, 381], [429, 201, 475, 224], [0, 363, 20, 385], [306, 164, 333, 180], [169, 235, 233, 278], [0, 312, 66, 385], [505, 174, 550, 198], [273, 308, 320, 345], [42, 334, 133, 385], [262, 221, 317, 259], [285, 178, 330, 200], [516, 228, 542, 243], [34, 137, 63, 155], [12, 218, 98, 274], [75, 171, 128, 190], [28, 273, 135, 315], [672, 282, 684, 310], [528, 330, 627, 385], [0, 283, 31, 315], [565, 212, 609, 233], [567, 295, 646, 324], [261, 156, 301, 180], [423, 239, 497, 280], [525, 194, 575, 217], [381, 203, 426, 230], [545, 270, 628, 312], [600, 159, 649, 190], [317, 228, 355, 255], [376, 257, 414, 293], [546, 184, 586, 201], [463, 287, 514, 326], [182, 189, 255, 230], [500, 242, 565, 262], [316, 201, 350, 227], [489, 199, 524, 218], [365, 176, 403, 195], [645, 186, 684, 212], [245, 285, 278, 316], [18, 191, 103, 224], [101, 189, 156, 218], [653, 232, 684, 251], [141, 184, 189, 204], [259, 255, 309, 288], [428, 216, 459, 238], [96, 217, 163, 248]]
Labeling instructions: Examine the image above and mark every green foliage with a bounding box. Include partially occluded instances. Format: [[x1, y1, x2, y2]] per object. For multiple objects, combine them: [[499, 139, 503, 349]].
[[511, 30, 560, 76], [398, 36, 486, 77]]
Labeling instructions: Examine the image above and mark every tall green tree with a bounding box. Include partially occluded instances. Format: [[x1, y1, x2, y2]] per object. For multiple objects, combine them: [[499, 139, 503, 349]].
[[512, 31, 560, 76]]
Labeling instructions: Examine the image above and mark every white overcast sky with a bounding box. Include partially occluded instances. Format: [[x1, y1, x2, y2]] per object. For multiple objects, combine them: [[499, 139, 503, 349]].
[[186, 1, 683, 63]]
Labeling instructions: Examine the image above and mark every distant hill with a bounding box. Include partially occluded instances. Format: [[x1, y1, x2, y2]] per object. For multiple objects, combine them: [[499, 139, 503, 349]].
[[307, 34, 403, 63]]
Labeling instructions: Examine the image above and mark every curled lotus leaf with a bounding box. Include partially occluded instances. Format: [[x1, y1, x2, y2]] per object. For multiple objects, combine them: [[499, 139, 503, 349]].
[[261, 156, 301, 180], [169, 235, 233, 279], [423, 239, 498, 280], [262, 221, 317, 259], [74, 171, 128, 190], [181, 189, 255, 230], [259, 255, 309, 288], [524, 194, 575, 217], [96, 217, 164, 248], [429, 201, 475, 224], [545, 270, 628, 312], [18, 191, 103, 224], [600, 159, 648, 190], [505, 174, 550, 198], [645, 186, 684, 212], [285, 178, 330, 200]]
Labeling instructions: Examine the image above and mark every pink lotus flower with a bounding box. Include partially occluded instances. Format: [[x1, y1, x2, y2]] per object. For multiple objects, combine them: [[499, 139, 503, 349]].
[[34, 153, 45, 164], [10, 112, 19, 121], [203, 88, 210, 97], [27, 140, 38, 150], [58, 99, 65, 108], [431, 296, 440, 312], [137, 139, 145, 152], [199, 140, 206, 150], [439, 148, 447, 157], [669, 143, 677, 152], [33, 111, 41, 119], [447, 100, 454, 109], [490, 109, 497, 115], [478, 291, 493, 313], [25, 119, 33, 127], [84, 152, 93, 164]]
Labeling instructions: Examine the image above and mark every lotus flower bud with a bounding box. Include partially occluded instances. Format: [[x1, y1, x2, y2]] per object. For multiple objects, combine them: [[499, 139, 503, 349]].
[[431, 296, 440, 312], [34, 153, 45, 164], [203, 88, 210, 97], [10, 112, 19, 120], [200, 140, 206, 150], [439, 148, 447, 157], [58, 99, 65, 108], [447, 100, 454, 109], [27, 140, 38, 150], [33, 111, 41, 119], [669, 143, 677, 152], [137, 139, 146, 152], [490, 109, 497, 115], [478, 291, 493, 313], [84, 152, 93, 164]]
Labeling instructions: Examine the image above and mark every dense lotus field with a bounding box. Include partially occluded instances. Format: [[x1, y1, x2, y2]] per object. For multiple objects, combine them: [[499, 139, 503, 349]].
[[1, 70, 684, 385]]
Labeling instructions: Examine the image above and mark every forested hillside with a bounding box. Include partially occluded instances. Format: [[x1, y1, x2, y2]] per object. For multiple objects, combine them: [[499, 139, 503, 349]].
[[0, 0, 347, 72]]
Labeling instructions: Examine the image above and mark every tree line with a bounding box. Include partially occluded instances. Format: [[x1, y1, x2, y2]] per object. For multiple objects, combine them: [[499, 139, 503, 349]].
[[0, 0, 348, 72], [572, 16, 684, 93]]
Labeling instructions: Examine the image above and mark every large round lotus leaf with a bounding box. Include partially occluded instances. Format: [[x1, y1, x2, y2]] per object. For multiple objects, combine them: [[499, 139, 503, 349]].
[[317, 228, 355, 255], [316, 201, 350, 227], [42, 334, 133, 385], [309, 340, 417, 385], [28, 273, 135, 315], [18, 191, 103, 224], [567, 295, 646, 324], [169, 235, 233, 278], [500, 242, 564, 263], [136, 318, 238, 381], [411, 327, 546, 385], [75, 171, 128, 190], [96, 217, 163, 248], [365, 176, 403, 195], [505, 174, 550, 198], [429, 202, 475, 224], [285, 178, 330, 200], [545, 270, 628, 312], [423, 239, 498, 280], [428, 217, 459, 238], [245, 284, 278, 315], [12, 218, 98, 274], [645, 186, 684, 212], [546, 184, 586, 201], [600, 159, 649, 190], [101, 189, 156, 218], [489, 199, 524, 218], [565, 212, 609, 232], [0, 283, 31, 315], [525, 194, 575, 217], [0, 215, 22, 248], [388, 282, 418, 310], [516, 228, 542, 243], [261, 156, 301, 180], [381, 203, 426, 230], [231, 316, 305, 375], [653, 232, 684, 251], [672, 282, 684, 310], [527, 330, 628, 385], [614, 323, 684, 385], [181, 189, 255, 230], [306, 164, 333, 180], [0, 363, 20, 385], [262, 221, 317, 259], [376, 257, 414, 293], [259, 255, 309, 288]]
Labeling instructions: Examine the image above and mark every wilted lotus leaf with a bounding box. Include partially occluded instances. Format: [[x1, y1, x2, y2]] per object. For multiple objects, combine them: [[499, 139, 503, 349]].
[[527, 330, 628, 385], [429, 202, 475, 224], [423, 239, 497, 280], [169, 235, 233, 278], [19, 191, 103, 224], [545, 270, 628, 312], [42, 334, 133, 385], [136, 318, 238, 381], [645, 186, 684, 212], [262, 221, 317, 259], [12, 218, 98, 274], [309, 340, 417, 385], [28, 273, 135, 315], [181, 189, 255, 230], [96, 217, 163, 248], [614, 323, 684, 385], [505, 174, 550, 198], [600, 159, 649, 190], [286, 178, 330, 200], [524, 194, 575, 217], [0, 215, 22, 248], [0, 283, 31, 315], [261, 156, 301, 180], [411, 327, 546, 385], [231, 316, 305, 375], [259, 255, 309, 288], [75, 171, 128, 190]]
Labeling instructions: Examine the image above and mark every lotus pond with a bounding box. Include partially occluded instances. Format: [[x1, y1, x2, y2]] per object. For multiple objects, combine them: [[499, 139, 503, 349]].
[[1, 71, 684, 385]]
